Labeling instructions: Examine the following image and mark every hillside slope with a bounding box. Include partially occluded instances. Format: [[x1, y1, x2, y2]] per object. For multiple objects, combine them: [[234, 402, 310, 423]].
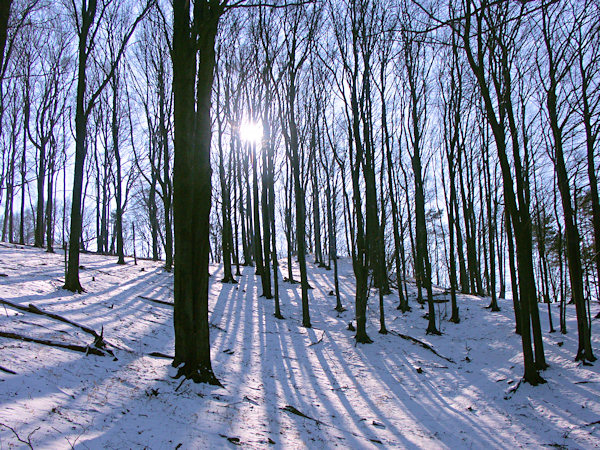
[[0, 244, 599, 448]]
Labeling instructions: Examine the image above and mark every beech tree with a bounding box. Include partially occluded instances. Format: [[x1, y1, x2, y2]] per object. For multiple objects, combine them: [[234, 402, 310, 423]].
[[63, 0, 153, 292], [400, 2, 439, 335], [538, 0, 595, 362], [458, 0, 547, 384]]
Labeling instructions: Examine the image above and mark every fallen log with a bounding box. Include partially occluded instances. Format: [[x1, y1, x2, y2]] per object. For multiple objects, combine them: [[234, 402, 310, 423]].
[[0, 365, 16, 374], [0, 331, 107, 356], [138, 295, 174, 307], [147, 351, 173, 359], [389, 330, 455, 363], [0, 298, 110, 352]]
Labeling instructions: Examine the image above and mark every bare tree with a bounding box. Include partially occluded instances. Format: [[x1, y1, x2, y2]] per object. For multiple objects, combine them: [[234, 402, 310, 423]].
[[63, 0, 154, 292]]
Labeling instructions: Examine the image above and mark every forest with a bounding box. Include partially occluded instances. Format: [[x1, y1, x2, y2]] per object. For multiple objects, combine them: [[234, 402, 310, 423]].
[[0, 0, 599, 447]]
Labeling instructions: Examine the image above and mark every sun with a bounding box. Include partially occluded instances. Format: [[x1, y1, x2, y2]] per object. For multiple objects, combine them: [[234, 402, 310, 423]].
[[239, 119, 263, 144]]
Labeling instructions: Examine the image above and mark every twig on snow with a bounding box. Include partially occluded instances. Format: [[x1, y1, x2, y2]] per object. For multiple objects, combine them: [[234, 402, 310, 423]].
[[281, 405, 388, 446], [563, 419, 600, 438], [0, 423, 39, 449], [504, 379, 522, 399]]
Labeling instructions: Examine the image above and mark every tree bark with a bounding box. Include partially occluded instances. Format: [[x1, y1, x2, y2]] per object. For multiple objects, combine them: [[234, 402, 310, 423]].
[[171, 0, 222, 385]]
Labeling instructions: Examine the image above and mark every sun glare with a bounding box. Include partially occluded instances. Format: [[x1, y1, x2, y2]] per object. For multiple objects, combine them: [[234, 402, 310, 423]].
[[239, 120, 263, 144]]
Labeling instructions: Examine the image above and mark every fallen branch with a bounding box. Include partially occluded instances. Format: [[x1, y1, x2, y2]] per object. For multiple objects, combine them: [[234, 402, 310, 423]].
[[0, 365, 16, 374], [147, 351, 173, 359], [563, 419, 600, 438], [389, 330, 455, 363], [281, 405, 388, 445], [0, 423, 38, 449], [282, 405, 314, 421], [0, 331, 107, 356], [138, 295, 174, 307], [432, 291, 450, 297], [504, 379, 522, 400], [0, 298, 111, 352], [308, 331, 325, 347], [210, 323, 226, 332]]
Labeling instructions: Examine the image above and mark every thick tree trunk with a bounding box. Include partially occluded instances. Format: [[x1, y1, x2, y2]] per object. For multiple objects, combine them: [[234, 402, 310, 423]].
[[326, 172, 343, 312], [149, 169, 159, 261], [232, 142, 241, 276], [446, 136, 460, 323], [0, 0, 12, 73], [19, 114, 26, 245], [219, 140, 234, 282], [505, 210, 521, 334], [349, 65, 371, 343], [461, 3, 545, 383], [311, 141, 323, 267], [264, 116, 282, 318], [171, 0, 221, 385]]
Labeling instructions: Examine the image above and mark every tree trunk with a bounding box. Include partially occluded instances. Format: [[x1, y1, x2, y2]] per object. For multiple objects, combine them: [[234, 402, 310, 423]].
[[158, 59, 173, 272], [45, 157, 55, 253], [0, 0, 12, 74], [251, 142, 264, 280], [288, 80, 311, 328], [64, 0, 96, 293], [261, 123, 272, 297], [461, 2, 545, 383], [547, 76, 595, 362], [34, 142, 46, 248], [112, 73, 125, 265], [171, 0, 222, 385]]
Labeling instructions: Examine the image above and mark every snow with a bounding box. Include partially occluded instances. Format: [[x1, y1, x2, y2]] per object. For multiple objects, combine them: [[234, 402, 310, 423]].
[[0, 243, 599, 449]]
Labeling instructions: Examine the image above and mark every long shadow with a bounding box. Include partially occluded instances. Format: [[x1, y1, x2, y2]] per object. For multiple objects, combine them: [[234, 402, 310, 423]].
[[2, 246, 599, 448], [261, 270, 402, 447]]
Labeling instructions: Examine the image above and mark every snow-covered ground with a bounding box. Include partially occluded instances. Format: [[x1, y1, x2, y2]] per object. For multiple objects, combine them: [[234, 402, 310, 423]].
[[0, 243, 599, 449]]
